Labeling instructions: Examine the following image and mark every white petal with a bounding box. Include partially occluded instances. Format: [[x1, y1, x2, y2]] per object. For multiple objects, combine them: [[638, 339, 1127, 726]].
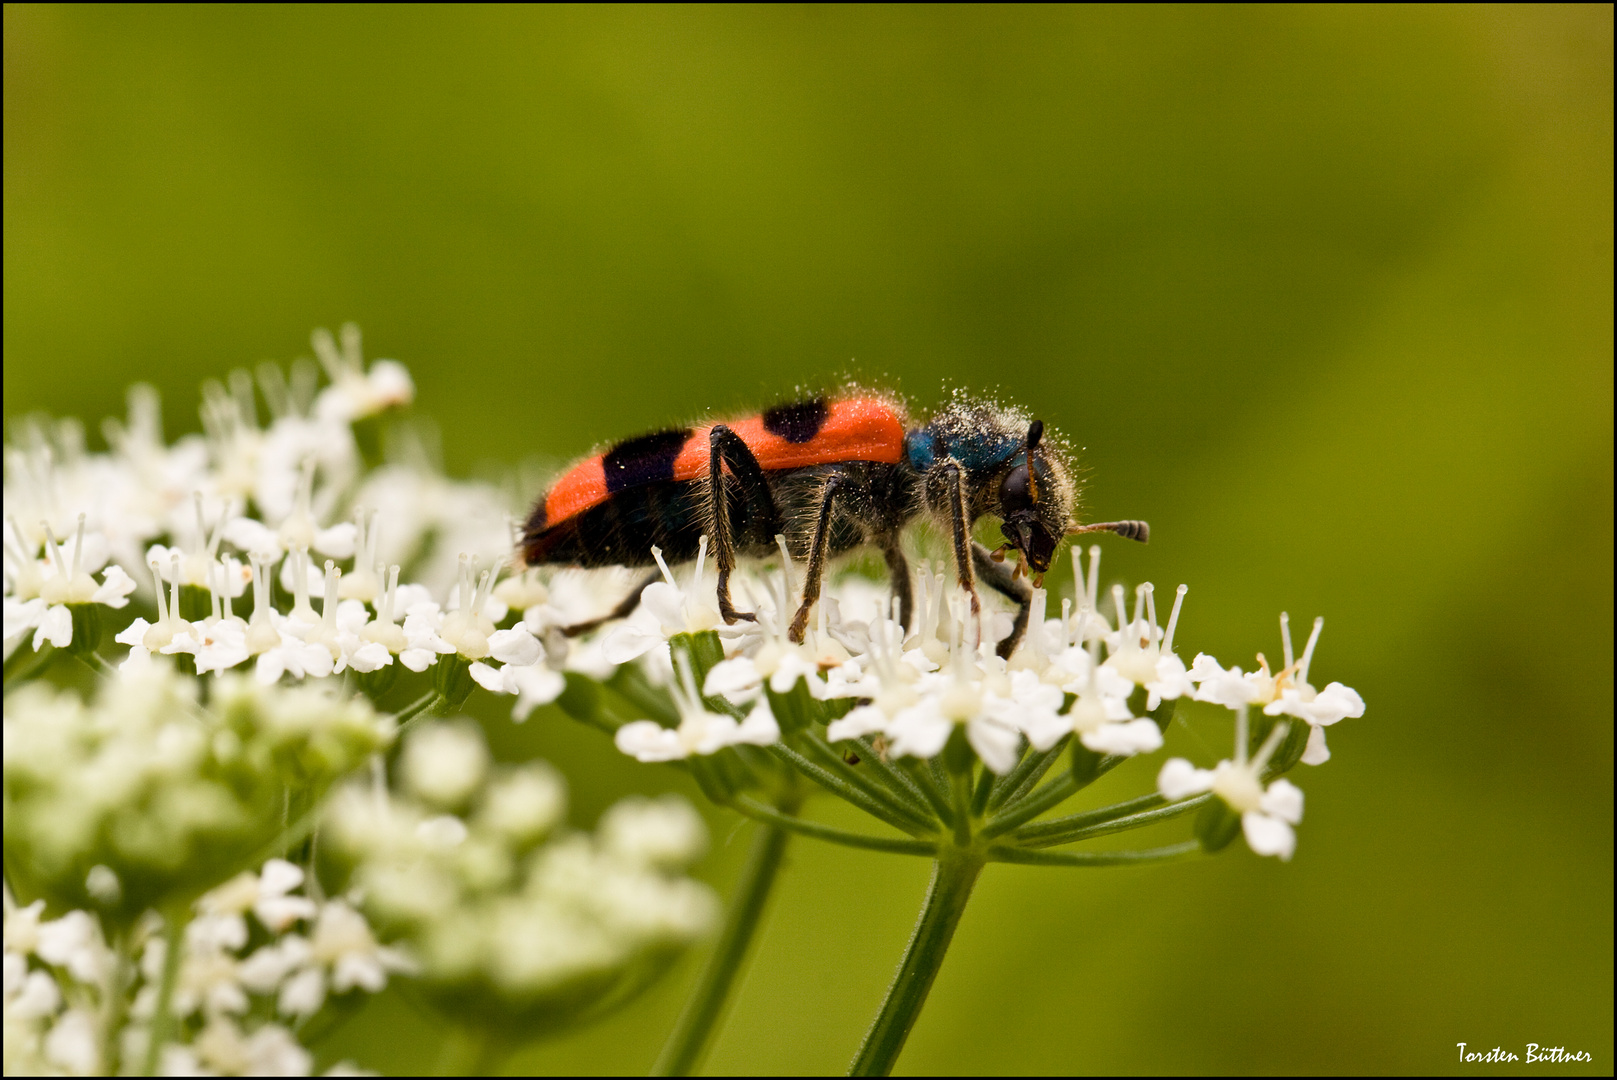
[[312, 522, 358, 558], [398, 647, 434, 673], [1157, 757, 1216, 800], [277, 967, 327, 1017], [733, 700, 781, 746], [333, 952, 387, 993], [115, 617, 153, 647], [614, 721, 687, 762], [35, 604, 72, 649], [511, 664, 566, 721], [1079, 718, 1164, 756], [1021, 708, 1072, 752], [967, 719, 1021, 775], [1241, 810, 1296, 860], [703, 657, 761, 698], [256, 651, 288, 684], [1301, 724, 1331, 765], [223, 517, 280, 555], [688, 713, 743, 755], [92, 564, 138, 608], [887, 711, 951, 761], [641, 581, 688, 629], [1260, 778, 1304, 824], [254, 896, 318, 934], [259, 859, 304, 898], [602, 621, 662, 665], [489, 626, 541, 666], [1310, 682, 1365, 725], [346, 641, 393, 673], [826, 704, 890, 742], [469, 660, 511, 693]]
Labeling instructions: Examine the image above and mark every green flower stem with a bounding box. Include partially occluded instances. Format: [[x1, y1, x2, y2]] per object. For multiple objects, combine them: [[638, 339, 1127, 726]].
[[853, 738, 931, 807], [607, 664, 679, 726], [980, 770, 1080, 839], [769, 744, 933, 836], [392, 690, 442, 734], [799, 732, 934, 822], [653, 818, 794, 1076], [75, 652, 119, 679], [969, 767, 995, 817], [731, 797, 936, 856], [896, 758, 956, 826], [1013, 793, 1212, 848], [101, 931, 135, 1075], [985, 735, 1057, 810], [142, 906, 189, 1076], [948, 770, 974, 847], [3, 642, 56, 691], [250, 795, 330, 868], [986, 840, 1202, 867], [848, 851, 984, 1077]]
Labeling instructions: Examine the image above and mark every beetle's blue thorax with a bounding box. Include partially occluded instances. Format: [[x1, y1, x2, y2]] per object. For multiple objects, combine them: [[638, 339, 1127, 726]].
[[905, 423, 1022, 474]]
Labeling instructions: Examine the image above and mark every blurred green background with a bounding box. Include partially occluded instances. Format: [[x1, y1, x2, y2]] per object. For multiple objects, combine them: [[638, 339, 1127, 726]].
[[5, 4, 1611, 1075]]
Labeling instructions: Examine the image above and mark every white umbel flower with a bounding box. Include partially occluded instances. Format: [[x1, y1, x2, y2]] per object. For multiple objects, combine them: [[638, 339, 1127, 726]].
[[1157, 706, 1305, 860], [614, 651, 779, 762]]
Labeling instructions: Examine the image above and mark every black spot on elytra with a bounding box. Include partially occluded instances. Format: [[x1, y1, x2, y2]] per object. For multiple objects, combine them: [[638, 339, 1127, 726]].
[[603, 429, 692, 493], [763, 398, 829, 444]]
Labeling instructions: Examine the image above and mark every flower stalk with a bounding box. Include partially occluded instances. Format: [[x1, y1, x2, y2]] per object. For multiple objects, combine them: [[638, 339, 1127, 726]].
[[653, 818, 794, 1076], [849, 851, 984, 1077]]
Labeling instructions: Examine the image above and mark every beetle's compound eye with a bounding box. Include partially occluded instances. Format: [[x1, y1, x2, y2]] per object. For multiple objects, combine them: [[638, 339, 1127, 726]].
[[1000, 463, 1034, 515]]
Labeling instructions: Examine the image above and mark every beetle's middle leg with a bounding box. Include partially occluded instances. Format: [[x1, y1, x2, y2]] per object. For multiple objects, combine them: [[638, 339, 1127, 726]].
[[787, 474, 846, 643], [707, 424, 779, 624], [972, 541, 1032, 659]]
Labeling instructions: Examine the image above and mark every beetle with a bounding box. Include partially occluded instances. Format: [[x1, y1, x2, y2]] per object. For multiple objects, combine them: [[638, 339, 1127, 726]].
[[520, 392, 1146, 658]]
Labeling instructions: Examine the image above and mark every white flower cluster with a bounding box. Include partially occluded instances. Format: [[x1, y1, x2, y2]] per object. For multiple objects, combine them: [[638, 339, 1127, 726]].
[[3, 665, 392, 915], [326, 722, 718, 1020], [497, 543, 1363, 863], [3, 324, 518, 685], [3, 896, 111, 1076], [3, 861, 386, 1077]]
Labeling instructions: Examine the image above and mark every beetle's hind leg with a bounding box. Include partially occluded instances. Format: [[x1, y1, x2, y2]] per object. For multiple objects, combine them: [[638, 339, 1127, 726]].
[[559, 570, 660, 637], [708, 424, 780, 624]]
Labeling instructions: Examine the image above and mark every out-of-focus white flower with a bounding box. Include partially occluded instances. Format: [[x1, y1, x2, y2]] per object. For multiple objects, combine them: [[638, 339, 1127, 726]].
[[225, 460, 356, 562], [338, 507, 383, 603], [615, 652, 779, 762], [33, 911, 111, 986], [43, 1007, 101, 1075], [273, 901, 413, 1018], [186, 1015, 312, 1076], [402, 722, 489, 809], [311, 323, 414, 424], [598, 795, 708, 870], [200, 860, 318, 936], [1157, 706, 1304, 860], [476, 764, 567, 847]]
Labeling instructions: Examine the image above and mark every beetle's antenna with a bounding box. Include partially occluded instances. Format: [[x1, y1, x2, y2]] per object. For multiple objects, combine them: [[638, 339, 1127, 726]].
[[1067, 519, 1150, 544], [1025, 420, 1043, 503]]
